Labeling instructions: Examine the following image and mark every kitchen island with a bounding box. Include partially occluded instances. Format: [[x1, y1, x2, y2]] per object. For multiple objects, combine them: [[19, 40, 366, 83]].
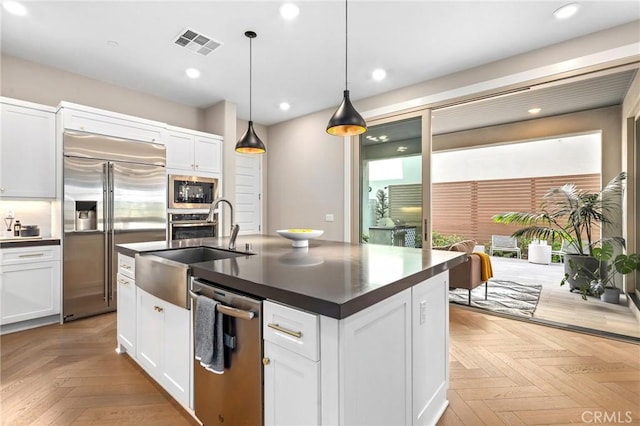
[[116, 234, 465, 425]]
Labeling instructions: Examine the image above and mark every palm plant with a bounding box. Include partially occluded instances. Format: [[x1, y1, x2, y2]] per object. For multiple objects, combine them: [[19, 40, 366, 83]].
[[492, 172, 626, 256]]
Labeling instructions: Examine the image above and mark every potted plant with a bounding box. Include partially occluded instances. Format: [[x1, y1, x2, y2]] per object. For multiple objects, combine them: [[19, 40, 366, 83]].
[[561, 241, 640, 303], [492, 172, 626, 291]]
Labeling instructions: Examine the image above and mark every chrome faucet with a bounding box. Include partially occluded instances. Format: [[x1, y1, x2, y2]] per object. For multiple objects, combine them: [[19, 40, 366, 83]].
[[207, 198, 240, 250]]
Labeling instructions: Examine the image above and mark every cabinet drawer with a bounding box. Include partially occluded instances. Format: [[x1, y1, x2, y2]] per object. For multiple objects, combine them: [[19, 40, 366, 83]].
[[116, 272, 135, 288], [117, 253, 135, 278], [263, 301, 319, 361], [0, 245, 60, 265]]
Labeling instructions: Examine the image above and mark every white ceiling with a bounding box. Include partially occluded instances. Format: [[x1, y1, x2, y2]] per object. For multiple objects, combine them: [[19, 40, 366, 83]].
[[1, 1, 639, 128]]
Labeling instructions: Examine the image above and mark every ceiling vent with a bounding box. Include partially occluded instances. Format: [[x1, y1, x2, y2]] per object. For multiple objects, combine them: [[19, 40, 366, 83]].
[[174, 28, 222, 56]]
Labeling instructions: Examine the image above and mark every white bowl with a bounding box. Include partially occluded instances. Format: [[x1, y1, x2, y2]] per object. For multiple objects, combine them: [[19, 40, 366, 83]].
[[276, 229, 324, 247]]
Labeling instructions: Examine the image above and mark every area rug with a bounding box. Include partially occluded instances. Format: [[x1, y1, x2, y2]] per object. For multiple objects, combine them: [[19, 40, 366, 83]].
[[449, 279, 542, 318]]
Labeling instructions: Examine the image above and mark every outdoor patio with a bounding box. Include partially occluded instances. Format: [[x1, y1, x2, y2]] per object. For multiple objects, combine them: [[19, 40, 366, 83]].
[[461, 256, 640, 340]]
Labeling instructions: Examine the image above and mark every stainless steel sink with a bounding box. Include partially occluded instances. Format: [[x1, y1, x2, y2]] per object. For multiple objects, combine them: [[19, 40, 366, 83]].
[[135, 246, 250, 309], [148, 246, 245, 264]]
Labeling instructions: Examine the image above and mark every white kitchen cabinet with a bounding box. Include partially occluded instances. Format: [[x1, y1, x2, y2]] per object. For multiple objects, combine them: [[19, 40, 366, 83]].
[[411, 272, 449, 426], [264, 341, 321, 426], [166, 127, 222, 175], [263, 301, 321, 426], [265, 271, 450, 425], [116, 253, 136, 355], [59, 102, 165, 143], [136, 287, 191, 408], [0, 98, 56, 198], [0, 245, 61, 327]]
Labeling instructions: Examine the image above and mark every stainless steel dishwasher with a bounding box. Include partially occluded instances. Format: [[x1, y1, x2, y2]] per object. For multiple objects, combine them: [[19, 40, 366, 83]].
[[190, 279, 263, 425]]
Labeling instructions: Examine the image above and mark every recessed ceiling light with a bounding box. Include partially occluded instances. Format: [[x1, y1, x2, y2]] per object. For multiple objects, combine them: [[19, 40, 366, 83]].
[[280, 3, 300, 20], [279, 102, 290, 111], [372, 69, 387, 81], [185, 68, 201, 79], [106, 40, 120, 48], [528, 107, 542, 114], [553, 3, 580, 20], [2, 0, 27, 16]]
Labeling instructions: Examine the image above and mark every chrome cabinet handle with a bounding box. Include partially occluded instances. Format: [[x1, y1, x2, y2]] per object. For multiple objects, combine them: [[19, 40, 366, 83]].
[[153, 305, 164, 313], [267, 323, 303, 339]]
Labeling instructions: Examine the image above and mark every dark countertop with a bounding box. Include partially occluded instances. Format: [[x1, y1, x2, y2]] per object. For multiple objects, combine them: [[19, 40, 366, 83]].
[[0, 237, 61, 248], [117, 234, 466, 319]]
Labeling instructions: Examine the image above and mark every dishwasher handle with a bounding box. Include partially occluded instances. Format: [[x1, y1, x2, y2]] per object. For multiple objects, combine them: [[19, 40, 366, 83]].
[[189, 289, 256, 320]]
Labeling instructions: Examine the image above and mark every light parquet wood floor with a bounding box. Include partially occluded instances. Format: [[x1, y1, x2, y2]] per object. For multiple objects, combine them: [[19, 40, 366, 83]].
[[441, 306, 640, 425], [1, 309, 638, 425], [0, 313, 197, 425]]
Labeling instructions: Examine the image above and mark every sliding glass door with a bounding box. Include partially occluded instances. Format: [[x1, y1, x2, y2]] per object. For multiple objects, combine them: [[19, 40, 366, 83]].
[[355, 111, 432, 248]]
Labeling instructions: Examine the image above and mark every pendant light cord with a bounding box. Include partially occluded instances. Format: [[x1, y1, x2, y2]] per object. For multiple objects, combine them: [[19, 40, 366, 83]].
[[249, 36, 253, 121], [345, 0, 348, 90]]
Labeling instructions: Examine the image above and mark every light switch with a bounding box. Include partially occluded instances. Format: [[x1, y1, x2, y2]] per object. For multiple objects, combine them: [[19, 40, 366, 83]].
[[325, 214, 334, 222]]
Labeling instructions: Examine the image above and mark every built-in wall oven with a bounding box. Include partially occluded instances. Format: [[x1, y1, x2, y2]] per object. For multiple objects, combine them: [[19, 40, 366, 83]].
[[169, 213, 217, 241], [169, 175, 218, 209]]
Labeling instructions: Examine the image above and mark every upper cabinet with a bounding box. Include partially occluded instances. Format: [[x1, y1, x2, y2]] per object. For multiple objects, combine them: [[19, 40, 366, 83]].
[[166, 126, 222, 176], [0, 98, 56, 199], [59, 102, 165, 144]]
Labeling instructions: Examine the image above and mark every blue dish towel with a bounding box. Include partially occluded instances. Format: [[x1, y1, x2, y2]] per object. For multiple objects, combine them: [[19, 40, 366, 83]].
[[194, 295, 224, 374]]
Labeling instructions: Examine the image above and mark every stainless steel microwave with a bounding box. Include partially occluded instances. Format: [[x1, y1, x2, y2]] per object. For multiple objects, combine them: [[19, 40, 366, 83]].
[[168, 175, 219, 209]]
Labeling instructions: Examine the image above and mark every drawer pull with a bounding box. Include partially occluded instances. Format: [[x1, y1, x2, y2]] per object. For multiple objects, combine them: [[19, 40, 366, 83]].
[[18, 253, 45, 258], [267, 323, 303, 339], [117, 279, 129, 285], [153, 305, 164, 313], [120, 264, 131, 269]]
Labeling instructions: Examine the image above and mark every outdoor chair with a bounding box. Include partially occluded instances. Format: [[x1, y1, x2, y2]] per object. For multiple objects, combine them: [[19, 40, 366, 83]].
[[489, 235, 521, 258], [434, 240, 492, 305]]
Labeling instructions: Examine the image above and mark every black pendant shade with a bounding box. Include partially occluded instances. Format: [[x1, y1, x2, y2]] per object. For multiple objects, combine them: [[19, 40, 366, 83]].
[[236, 120, 265, 154], [236, 30, 266, 154], [326, 0, 366, 136], [326, 90, 367, 136]]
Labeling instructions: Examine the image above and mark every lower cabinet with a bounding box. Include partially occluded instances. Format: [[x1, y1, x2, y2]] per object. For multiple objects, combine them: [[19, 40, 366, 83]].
[[264, 271, 449, 426], [0, 245, 61, 327], [136, 287, 191, 408], [116, 272, 136, 354]]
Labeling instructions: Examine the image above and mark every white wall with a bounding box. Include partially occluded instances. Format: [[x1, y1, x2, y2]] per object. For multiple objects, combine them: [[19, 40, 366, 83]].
[[433, 133, 601, 183]]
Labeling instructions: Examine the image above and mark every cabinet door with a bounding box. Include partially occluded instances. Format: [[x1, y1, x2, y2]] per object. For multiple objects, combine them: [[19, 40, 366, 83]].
[[193, 136, 222, 174], [162, 301, 191, 408], [263, 341, 320, 426], [136, 289, 164, 380], [340, 289, 412, 426], [116, 273, 136, 355], [412, 272, 449, 426], [0, 261, 60, 324], [0, 104, 56, 198], [166, 132, 195, 171]]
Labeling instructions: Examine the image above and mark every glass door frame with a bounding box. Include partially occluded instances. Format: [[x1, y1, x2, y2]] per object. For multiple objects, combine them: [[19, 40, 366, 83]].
[[350, 108, 433, 248]]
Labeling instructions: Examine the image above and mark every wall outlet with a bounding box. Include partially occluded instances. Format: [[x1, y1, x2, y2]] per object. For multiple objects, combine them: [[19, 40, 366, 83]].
[[325, 214, 334, 222]]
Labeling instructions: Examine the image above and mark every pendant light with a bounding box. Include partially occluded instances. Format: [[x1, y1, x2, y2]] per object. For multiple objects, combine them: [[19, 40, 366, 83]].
[[326, 0, 367, 136], [235, 30, 266, 154]]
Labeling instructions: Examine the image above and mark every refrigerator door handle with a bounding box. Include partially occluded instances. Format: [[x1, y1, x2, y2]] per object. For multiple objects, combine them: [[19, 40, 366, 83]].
[[103, 163, 110, 302], [108, 163, 116, 302]]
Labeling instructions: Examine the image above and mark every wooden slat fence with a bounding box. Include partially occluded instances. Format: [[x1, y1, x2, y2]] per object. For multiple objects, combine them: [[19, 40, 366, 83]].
[[432, 173, 601, 245]]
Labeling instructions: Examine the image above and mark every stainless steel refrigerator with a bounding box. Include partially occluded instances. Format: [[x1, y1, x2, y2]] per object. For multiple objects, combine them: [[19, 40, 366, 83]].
[[63, 130, 167, 321]]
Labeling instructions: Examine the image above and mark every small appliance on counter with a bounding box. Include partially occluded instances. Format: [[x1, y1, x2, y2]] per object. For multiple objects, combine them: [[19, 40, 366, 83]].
[[19, 225, 40, 237]]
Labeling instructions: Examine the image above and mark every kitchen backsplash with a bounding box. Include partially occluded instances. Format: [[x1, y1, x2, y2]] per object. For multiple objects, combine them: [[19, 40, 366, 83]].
[[0, 200, 54, 237]]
